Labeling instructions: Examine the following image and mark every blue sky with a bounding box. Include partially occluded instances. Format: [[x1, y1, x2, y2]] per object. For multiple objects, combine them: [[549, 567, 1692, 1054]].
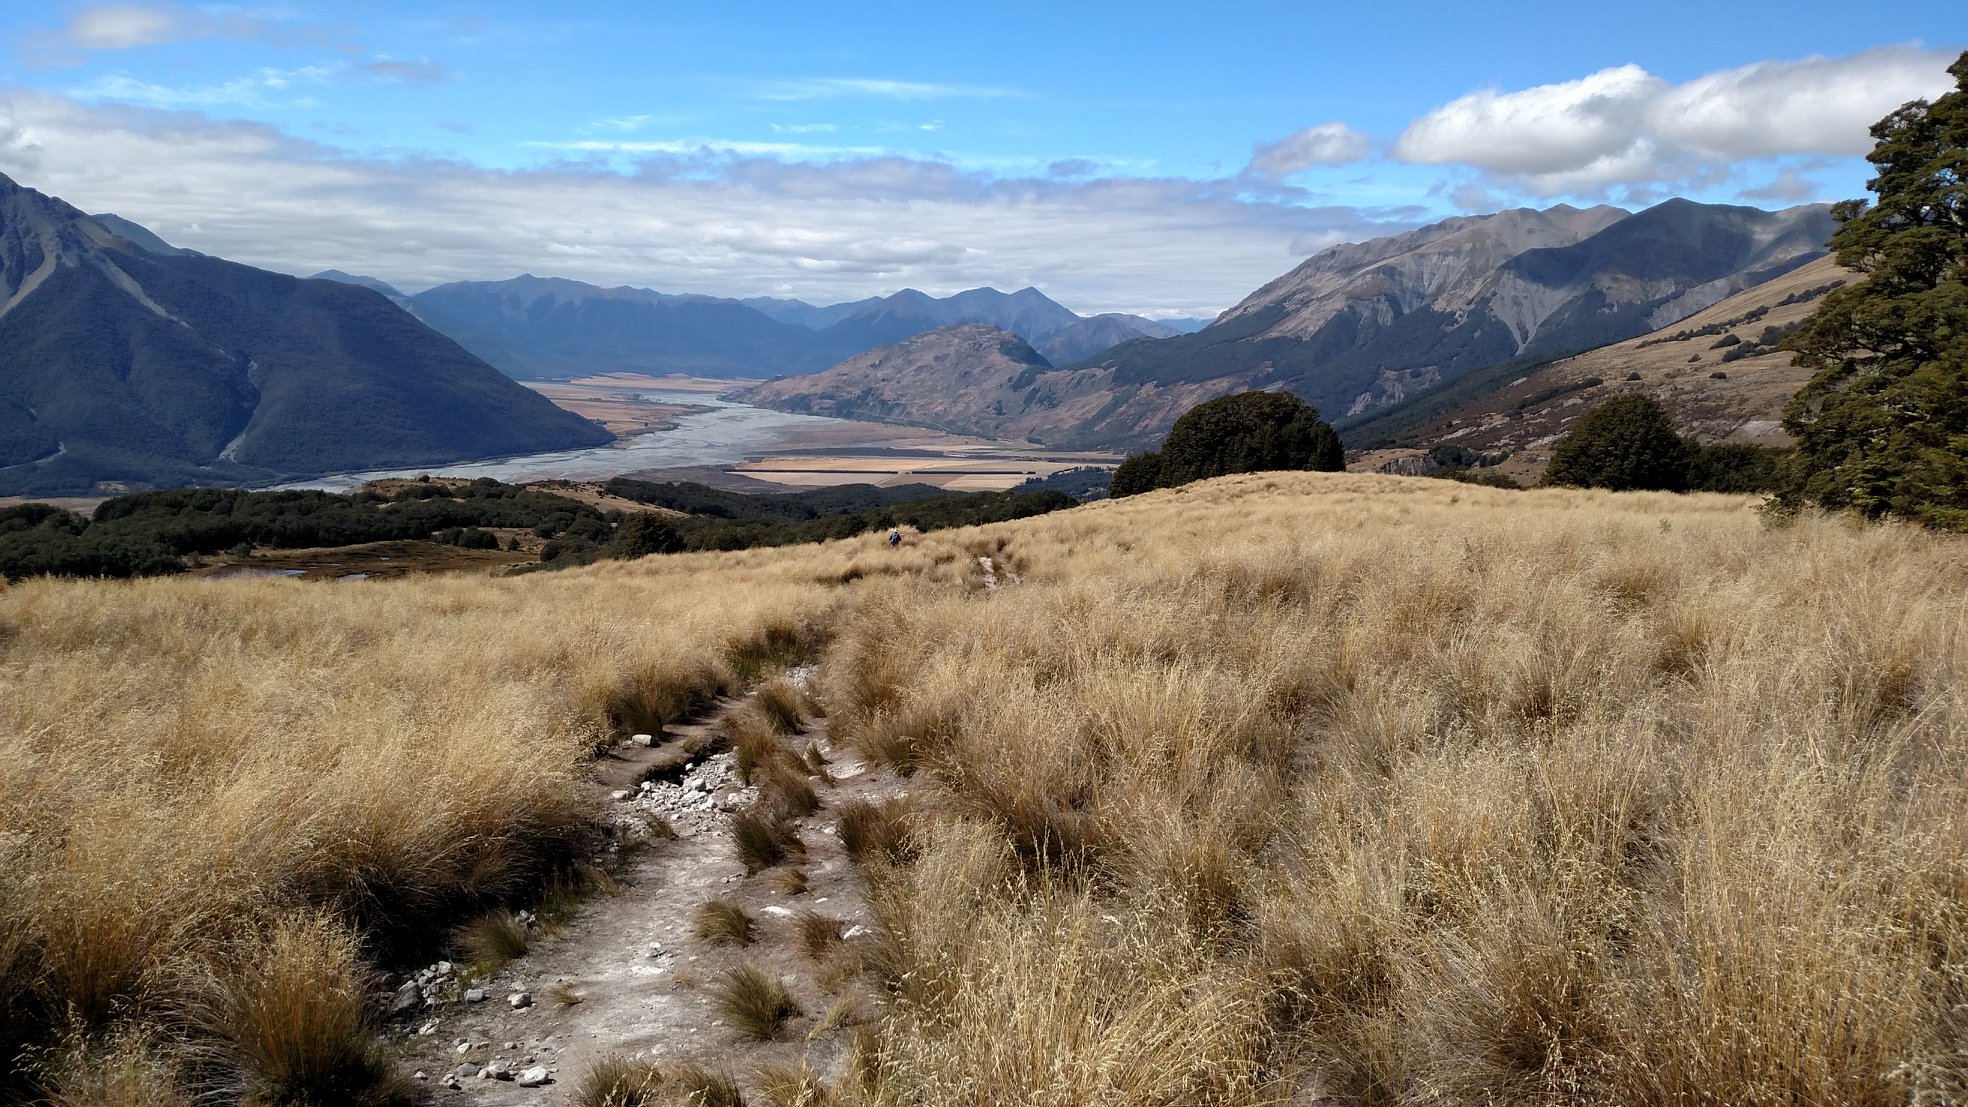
[[0, 2, 1959, 316]]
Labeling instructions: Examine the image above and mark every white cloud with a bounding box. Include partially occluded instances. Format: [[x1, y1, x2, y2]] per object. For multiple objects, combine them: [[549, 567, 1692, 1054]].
[[65, 4, 184, 49], [751, 77, 1027, 102], [1244, 122, 1373, 179], [769, 122, 838, 135], [68, 67, 337, 108], [1393, 45, 1957, 196], [45, 3, 337, 53], [0, 88, 1425, 317]]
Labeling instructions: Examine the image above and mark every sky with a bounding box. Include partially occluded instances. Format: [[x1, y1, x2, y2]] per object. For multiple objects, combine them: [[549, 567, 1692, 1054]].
[[0, 2, 1960, 318]]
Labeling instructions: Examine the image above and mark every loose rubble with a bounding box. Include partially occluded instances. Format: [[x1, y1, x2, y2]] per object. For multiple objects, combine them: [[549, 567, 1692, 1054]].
[[607, 749, 756, 838]]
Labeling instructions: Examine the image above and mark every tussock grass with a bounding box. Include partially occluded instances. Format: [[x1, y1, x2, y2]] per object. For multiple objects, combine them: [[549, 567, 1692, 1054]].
[[571, 1054, 663, 1107], [730, 809, 805, 873], [754, 676, 815, 733], [668, 1062, 748, 1107], [207, 912, 414, 1106], [710, 964, 803, 1041], [835, 798, 917, 866], [693, 898, 756, 947], [807, 473, 1968, 1106], [11, 472, 1968, 1103], [0, 545, 858, 1097], [792, 911, 844, 959], [452, 908, 530, 970]]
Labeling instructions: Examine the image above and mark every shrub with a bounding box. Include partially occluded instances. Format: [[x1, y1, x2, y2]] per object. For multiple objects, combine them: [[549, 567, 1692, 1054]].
[[614, 513, 684, 559], [1112, 392, 1342, 497], [1543, 394, 1692, 492]]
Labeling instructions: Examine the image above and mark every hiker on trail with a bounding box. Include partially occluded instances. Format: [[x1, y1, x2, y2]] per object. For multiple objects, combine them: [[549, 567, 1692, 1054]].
[[888, 528, 902, 547]]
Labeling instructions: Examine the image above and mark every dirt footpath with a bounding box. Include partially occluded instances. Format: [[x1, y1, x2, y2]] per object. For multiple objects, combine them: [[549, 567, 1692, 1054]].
[[394, 693, 902, 1102]]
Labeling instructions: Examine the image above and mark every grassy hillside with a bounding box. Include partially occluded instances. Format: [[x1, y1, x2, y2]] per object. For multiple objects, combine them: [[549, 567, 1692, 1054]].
[[3, 472, 1963, 1103]]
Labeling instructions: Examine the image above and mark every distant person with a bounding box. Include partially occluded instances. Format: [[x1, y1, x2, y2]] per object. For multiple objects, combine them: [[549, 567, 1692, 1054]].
[[888, 528, 901, 547]]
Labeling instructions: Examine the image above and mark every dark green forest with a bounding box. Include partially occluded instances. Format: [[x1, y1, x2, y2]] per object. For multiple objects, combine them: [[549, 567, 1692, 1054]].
[[0, 477, 1077, 581]]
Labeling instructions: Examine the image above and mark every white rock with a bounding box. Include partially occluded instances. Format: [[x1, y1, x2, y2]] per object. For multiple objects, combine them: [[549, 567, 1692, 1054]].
[[611, 789, 631, 801], [455, 1041, 473, 1055], [509, 992, 533, 1009], [761, 906, 794, 918], [843, 925, 869, 939], [455, 1063, 477, 1078], [517, 1065, 552, 1087], [436, 960, 453, 974], [631, 732, 656, 747], [464, 988, 486, 1003], [482, 1059, 513, 1080], [417, 1020, 437, 1036]]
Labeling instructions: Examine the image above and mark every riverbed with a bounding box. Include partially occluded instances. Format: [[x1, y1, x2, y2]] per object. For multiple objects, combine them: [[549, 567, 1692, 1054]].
[[281, 391, 991, 491]]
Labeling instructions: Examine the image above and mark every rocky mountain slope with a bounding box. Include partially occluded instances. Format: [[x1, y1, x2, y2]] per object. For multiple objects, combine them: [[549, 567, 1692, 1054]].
[[0, 173, 611, 496], [733, 323, 1232, 447], [1345, 254, 1854, 481], [741, 200, 1837, 449], [1035, 313, 1181, 364]]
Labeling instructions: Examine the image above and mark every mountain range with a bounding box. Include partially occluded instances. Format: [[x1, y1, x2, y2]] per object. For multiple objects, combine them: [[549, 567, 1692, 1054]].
[[739, 199, 1837, 448], [381, 275, 1186, 380], [0, 173, 610, 496]]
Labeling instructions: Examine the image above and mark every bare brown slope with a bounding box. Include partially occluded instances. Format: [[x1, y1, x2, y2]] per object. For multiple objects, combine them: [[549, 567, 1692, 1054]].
[[1355, 255, 1853, 481]]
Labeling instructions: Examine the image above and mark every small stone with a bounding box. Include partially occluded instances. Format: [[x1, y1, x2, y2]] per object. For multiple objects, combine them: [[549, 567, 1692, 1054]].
[[389, 979, 423, 1015], [440, 1075, 461, 1090], [760, 906, 794, 918], [455, 1041, 473, 1055], [611, 789, 631, 801], [509, 992, 533, 1009], [631, 732, 656, 747], [482, 1059, 513, 1080], [843, 925, 869, 939], [417, 1020, 438, 1036], [517, 1065, 552, 1087], [413, 1071, 428, 1081], [436, 960, 453, 974], [455, 1063, 477, 1079], [464, 988, 486, 1003]]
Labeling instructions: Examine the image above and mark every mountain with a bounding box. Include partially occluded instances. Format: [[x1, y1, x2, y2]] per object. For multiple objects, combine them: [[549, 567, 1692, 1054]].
[[311, 269, 410, 305], [410, 279, 1124, 381], [735, 322, 1234, 445], [89, 213, 200, 257], [1034, 313, 1180, 365], [407, 275, 841, 380], [1343, 254, 1856, 480], [0, 173, 611, 496], [738, 200, 1837, 449], [735, 324, 1070, 437]]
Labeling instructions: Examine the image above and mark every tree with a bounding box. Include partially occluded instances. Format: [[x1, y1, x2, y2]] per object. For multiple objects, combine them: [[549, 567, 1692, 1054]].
[[1109, 451, 1165, 497], [615, 513, 684, 559], [1779, 51, 1968, 529], [1542, 394, 1692, 492], [1111, 391, 1343, 497]]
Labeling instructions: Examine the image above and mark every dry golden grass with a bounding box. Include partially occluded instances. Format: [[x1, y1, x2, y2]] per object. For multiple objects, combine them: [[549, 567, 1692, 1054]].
[[7, 470, 1966, 1104], [808, 472, 1968, 1106], [0, 547, 853, 1100]]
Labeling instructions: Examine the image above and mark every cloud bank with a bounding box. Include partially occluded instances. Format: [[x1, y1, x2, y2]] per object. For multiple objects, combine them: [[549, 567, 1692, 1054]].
[[1392, 45, 1957, 195], [0, 90, 1419, 316]]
